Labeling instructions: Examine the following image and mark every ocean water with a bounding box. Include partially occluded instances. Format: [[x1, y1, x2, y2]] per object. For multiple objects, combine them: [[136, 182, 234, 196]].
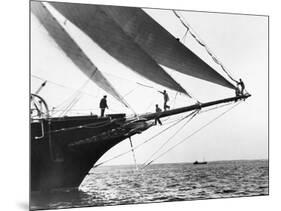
[[31, 159, 268, 210]]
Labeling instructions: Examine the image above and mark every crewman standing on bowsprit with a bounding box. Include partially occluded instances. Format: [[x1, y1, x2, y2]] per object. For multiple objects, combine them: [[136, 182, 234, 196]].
[[155, 104, 162, 125], [99, 95, 108, 117], [158, 90, 170, 111]]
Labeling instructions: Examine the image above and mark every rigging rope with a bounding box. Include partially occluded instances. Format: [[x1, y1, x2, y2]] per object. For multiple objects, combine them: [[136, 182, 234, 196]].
[[58, 68, 99, 117], [59, 77, 92, 116], [93, 112, 194, 168], [123, 86, 139, 98], [172, 10, 238, 84], [161, 115, 190, 125], [182, 28, 189, 43], [142, 101, 242, 168], [137, 78, 197, 104], [199, 101, 235, 114], [142, 110, 199, 166], [129, 137, 138, 170], [60, 93, 83, 116], [172, 92, 179, 108], [32, 74, 99, 101], [32, 74, 136, 116]]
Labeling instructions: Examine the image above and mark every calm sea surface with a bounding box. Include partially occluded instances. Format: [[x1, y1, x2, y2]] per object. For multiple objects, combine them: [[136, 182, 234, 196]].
[[31, 160, 268, 210]]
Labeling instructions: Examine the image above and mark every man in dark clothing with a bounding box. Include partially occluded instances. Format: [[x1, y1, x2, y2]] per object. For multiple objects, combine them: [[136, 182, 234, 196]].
[[159, 90, 170, 111], [237, 78, 245, 95], [235, 87, 240, 98], [99, 95, 108, 117], [155, 104, 162, 125]]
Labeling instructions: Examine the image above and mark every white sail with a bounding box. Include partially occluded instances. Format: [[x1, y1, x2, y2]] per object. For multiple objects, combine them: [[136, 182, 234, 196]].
[[50, 2, 236, 90], [101, 6, 236, 90], [49, 1, 188, 95], [31, 1, 130, 108]]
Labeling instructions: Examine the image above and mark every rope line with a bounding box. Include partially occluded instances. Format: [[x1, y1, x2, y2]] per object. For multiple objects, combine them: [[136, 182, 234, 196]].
[[59, 92, 82, 116], [129, 137, 138, 170], [32, 74, 99, 100], [59, 78, 91, 116], [93, 112, 195, 168], [142, 110, 199, 166], [50, 68, 97, 117], [123, 86, 139, 98], [172, 10, 238, 84], [136, 82, 155, 89], [182, 28, 189, 43], [32, 74, 132, 116], [161, 115, 190, 125], [199, 101, 234, 114], [142, 102, 241, 168]]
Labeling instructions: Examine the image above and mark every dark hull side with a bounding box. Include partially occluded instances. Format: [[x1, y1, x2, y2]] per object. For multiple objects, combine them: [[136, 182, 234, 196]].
[[31, 114, 138, 192]]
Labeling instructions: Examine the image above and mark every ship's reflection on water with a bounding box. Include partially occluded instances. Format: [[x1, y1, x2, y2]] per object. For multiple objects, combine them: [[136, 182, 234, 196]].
[[30, 160, 268, 210]]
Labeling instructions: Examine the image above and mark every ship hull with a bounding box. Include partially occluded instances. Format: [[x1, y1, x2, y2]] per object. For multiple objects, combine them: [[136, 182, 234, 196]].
[[31, 114, 133, 192]]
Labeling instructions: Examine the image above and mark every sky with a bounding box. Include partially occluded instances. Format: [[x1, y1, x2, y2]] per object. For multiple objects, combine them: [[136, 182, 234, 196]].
[[31, 1, 268, 165]]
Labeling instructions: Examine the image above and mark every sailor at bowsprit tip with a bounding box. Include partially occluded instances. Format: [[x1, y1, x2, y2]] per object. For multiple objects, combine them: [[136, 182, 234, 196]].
[[99, 95, 109, 117], [158, 90, 170, 111], [235, 78, 246, 97]]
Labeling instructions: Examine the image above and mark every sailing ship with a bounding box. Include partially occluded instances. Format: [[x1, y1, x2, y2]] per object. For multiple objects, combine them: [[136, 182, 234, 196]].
[[30, 1, 250, 192]]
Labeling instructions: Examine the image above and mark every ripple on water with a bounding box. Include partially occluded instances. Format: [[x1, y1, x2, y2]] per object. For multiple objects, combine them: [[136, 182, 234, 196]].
[[31, 160, 268, 210]]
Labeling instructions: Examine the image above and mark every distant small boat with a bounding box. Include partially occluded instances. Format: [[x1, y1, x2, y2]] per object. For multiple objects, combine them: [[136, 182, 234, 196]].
[[193, 160, 207, 165]]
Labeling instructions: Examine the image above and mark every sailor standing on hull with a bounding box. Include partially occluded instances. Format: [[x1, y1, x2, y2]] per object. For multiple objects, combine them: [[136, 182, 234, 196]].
[[99, 95, 108, 117]]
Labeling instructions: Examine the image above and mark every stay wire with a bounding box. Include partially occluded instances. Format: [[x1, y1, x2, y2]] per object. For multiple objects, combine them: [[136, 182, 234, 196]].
[[199, 101, 235, 114], [93, 112, 195, 168], [60, 94, 83, 116], [182, 28, 189, 43], [32, 74, 99, 114], [172, 10, 238, 84], [142, 110, 199, 166], [59, 70, 97, 116], [142, 102, 241, 168]]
